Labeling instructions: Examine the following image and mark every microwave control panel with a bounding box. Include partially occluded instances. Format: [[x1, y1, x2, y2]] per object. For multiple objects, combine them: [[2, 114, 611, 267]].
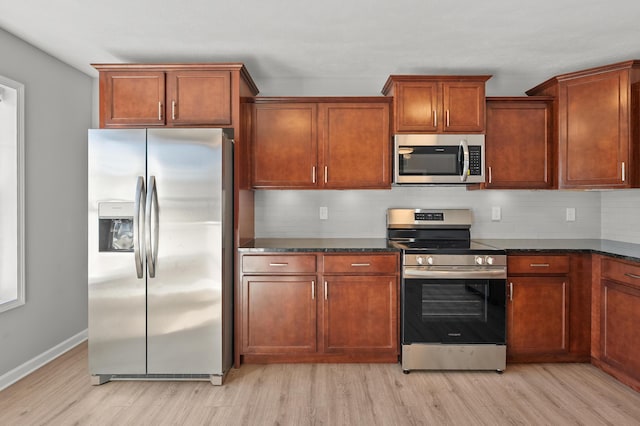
[[469, 146, 482, 176]]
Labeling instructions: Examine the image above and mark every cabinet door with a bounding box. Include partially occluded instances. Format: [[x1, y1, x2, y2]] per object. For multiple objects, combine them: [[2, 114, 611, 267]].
[[319, 103, 391, 188], [101, 71, 165, 127], [507, 276, 568, 356], [485, 99, 553, 189], [252, 103, 318, 188], [323, 276, 398, 353], [559, 70, 629, 188], [242, 275, 317, 353], [601, 280, 640, 377], [442, 82, 486, 132], [166, 71, 231, 126], [395, 82, 439, 132]]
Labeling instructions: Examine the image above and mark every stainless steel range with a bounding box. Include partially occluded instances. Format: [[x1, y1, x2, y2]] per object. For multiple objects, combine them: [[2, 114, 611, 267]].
[[387, 208, 507, 373]]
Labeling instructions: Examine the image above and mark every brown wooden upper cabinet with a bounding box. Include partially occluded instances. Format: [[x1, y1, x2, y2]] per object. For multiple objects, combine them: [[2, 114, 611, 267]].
[[381, 75, 491, 133], [485, 97, 554, 189], [251, 97, 391, 189], [527, 60, 640, 189], [93, 63, 259, 128]]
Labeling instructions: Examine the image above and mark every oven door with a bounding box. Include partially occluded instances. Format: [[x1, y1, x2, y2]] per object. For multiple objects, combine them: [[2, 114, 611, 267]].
[[402, 275, 506, 345]]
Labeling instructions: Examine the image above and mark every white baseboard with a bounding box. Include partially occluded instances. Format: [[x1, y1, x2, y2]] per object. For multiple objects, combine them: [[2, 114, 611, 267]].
[[0, 329, 88, 391]]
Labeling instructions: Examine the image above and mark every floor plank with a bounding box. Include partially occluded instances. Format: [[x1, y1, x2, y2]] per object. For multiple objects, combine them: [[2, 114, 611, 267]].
[[1, 342, 640, 425]]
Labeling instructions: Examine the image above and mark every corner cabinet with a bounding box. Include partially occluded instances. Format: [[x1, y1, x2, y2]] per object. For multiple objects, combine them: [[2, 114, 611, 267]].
[[250, 97, 391, 189], [484, 97, 554, 189], [93, 63, 259, 128], [507, 253, 590, 363], [526, 60, 640, 189], [236, 251, 399, 365], [592, 255, 640, 392], [381, 75, 491, 134]]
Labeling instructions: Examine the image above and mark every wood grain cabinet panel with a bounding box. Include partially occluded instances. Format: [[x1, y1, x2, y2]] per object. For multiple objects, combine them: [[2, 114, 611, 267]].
[[485, 97, 554, 189], [251, 98, 391, 189], [101, 71, 166, 127], [252, 103, 318, 188], [508, 276, 568, 356], [241, 275, 317, 354], [323, 275, 398, 352], [323, 254, 398, 274], [593, 256, 640, 392], [319, 103, 390, 188], [527, 60, 640, 189], [382, 76, 490, 134], [601, 280, 640, 376], [237, 251, 400, 364], [166, 70, 231, 126], [507, 253, 590, 363]]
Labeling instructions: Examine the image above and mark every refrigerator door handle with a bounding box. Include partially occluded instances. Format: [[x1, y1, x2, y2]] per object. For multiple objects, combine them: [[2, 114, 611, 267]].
[[133, 176, 146, 279], [145, 175, 159, 278]]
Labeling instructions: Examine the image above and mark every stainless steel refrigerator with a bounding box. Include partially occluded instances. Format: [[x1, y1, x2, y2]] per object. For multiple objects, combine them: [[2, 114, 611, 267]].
[[88, 128, 234, 385]]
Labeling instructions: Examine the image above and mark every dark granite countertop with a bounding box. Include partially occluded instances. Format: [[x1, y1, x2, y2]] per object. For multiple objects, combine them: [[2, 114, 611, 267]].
[[238, 238, 397, 253], [475, 239, 640, 263], [240, 237, 640, 263]]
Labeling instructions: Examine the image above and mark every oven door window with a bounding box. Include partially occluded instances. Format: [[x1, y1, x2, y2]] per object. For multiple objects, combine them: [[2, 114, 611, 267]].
[[398, 145, 462, 176], [402, 278, 506, 344]]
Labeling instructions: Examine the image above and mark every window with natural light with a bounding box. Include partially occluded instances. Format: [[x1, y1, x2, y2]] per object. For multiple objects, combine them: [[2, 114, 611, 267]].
[[0, 75, 25, 313]]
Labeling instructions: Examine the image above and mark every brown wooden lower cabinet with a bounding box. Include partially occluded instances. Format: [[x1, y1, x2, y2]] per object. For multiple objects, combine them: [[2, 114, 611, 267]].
[[592, 255, 640, 392], [323, 275, 398, 353], [507, 253, 591, 363], [508, 276, 568, 356], [236, 252, 399, 365], [241, 275, 317, 354]]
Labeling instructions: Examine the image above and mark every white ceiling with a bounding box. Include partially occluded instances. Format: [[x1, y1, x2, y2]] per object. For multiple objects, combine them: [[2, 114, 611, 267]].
[[2, 0, 640, 96]]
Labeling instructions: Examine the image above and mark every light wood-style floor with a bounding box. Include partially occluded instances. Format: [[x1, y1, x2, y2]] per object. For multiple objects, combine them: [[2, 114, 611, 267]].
[[2, 342, 640, 425]]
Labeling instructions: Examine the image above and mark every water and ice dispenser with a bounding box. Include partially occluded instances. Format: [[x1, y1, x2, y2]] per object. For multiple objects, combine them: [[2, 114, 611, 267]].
[[98, 202, 135, 252]]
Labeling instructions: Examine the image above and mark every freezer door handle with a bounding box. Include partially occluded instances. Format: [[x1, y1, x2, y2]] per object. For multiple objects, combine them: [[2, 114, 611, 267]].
[[145, 175, 159, 278], [133, 176, 146, 279]]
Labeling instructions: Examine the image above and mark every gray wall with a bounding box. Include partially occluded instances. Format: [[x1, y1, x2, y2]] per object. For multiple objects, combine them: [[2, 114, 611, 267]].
[[255, 188, 602, 240], [0, 28, 92, 377]]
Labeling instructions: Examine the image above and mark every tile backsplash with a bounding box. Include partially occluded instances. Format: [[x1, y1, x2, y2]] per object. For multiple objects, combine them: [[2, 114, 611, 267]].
[[255, 187, 610, 240]]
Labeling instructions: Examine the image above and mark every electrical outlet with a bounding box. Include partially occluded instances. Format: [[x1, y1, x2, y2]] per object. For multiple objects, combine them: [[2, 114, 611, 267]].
[[319, 206, 328, 220], [566, 207, 576, 222], [491, 206, 501, 221]]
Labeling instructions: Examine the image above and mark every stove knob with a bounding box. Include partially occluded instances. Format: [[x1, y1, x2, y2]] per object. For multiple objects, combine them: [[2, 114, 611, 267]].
[[475, 256, 484, 265], [426, 256, 434, 265], [416, 256, 425, 265], [486, 256, 495, 265]]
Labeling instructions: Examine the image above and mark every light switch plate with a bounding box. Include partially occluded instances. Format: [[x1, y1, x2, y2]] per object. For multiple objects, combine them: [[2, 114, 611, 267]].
[[566, 207, 576, 222]]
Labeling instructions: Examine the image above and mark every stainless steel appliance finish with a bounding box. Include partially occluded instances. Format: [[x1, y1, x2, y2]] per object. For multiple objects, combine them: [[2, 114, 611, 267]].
[[387, 208, 507, 373], [393, 134, 485, 185], [88, 128, 234, 385]]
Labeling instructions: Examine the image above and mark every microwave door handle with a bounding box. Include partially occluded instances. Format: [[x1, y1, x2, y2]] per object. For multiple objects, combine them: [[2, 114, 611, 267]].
[[460, 140, 470, 182]]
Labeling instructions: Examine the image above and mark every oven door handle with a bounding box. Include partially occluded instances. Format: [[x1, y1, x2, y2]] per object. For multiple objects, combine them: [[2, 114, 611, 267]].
[[403, 267, 506, 280]]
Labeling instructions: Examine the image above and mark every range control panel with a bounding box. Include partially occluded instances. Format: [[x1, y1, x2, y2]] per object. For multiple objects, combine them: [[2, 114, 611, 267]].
[[415, 212, 444, 221]]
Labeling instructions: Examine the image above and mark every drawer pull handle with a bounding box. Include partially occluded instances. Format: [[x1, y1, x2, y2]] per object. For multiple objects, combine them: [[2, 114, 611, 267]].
[[351, 263, 371, 267], [311, 280, 315, 300], [324, 281, 328, 300], [530, 263, 550, 267], [625, 273, 640, 280], [269, 263, 288, 267]]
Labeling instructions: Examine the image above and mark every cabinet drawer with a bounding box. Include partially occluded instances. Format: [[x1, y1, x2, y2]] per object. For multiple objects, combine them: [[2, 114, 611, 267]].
[[602, 257, 640, 289], [508, 255, 570, 274], [323, 254, 398, 274], [242, 255, 316, 274]]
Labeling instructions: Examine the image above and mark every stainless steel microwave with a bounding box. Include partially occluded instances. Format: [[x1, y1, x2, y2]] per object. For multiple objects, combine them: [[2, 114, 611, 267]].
[[393, 134, 485, 184]]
